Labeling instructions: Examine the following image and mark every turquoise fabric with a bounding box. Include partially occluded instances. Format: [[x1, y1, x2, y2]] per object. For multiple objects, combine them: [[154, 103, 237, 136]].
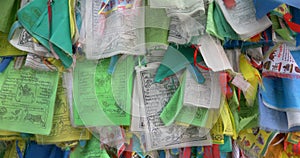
[[17, 0, 73, 68]]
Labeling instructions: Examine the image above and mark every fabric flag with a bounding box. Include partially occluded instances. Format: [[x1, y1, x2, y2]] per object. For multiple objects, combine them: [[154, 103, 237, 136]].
[[254, 0, 300, 19]]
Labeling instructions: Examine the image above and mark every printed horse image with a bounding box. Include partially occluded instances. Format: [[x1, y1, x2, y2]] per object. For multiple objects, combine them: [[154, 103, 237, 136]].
[[24, 112, 46, 128], [15, 84, 35, 103]]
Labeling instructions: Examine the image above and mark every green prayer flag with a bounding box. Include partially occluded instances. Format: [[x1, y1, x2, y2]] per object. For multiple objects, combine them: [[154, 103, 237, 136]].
[[213, 2, 239, 40], [160, 72, 186, 126], [206, 2, 224, 40], [73, 60, 113, 127], [0, 62, 59, 135], [96, 58, 131, 125], [228, 86, 258, 133], [72, 100, 84, 127], [73, 56, 134, 127], [160, 70, 214, 128], [175, 106, 210, 127], [70, 136, 110, 158]]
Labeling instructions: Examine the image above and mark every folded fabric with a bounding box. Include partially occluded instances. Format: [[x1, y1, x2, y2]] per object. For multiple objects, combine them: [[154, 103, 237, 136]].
[[258, 92, 300, 132], [17, 0, 73, 68], [261, 76, 300, 111], [206, 1, 223, 40], [261, 48, 300, 109], [206, 1, 240, 41], [254, 0, 300, 19], [227, 86, 258, 133], [8, 21, 52, 58], [160, 81, 183, 126], [213, 1, 239, 40], [270, 14, 294, 42], [154, 44, 203, 82]]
